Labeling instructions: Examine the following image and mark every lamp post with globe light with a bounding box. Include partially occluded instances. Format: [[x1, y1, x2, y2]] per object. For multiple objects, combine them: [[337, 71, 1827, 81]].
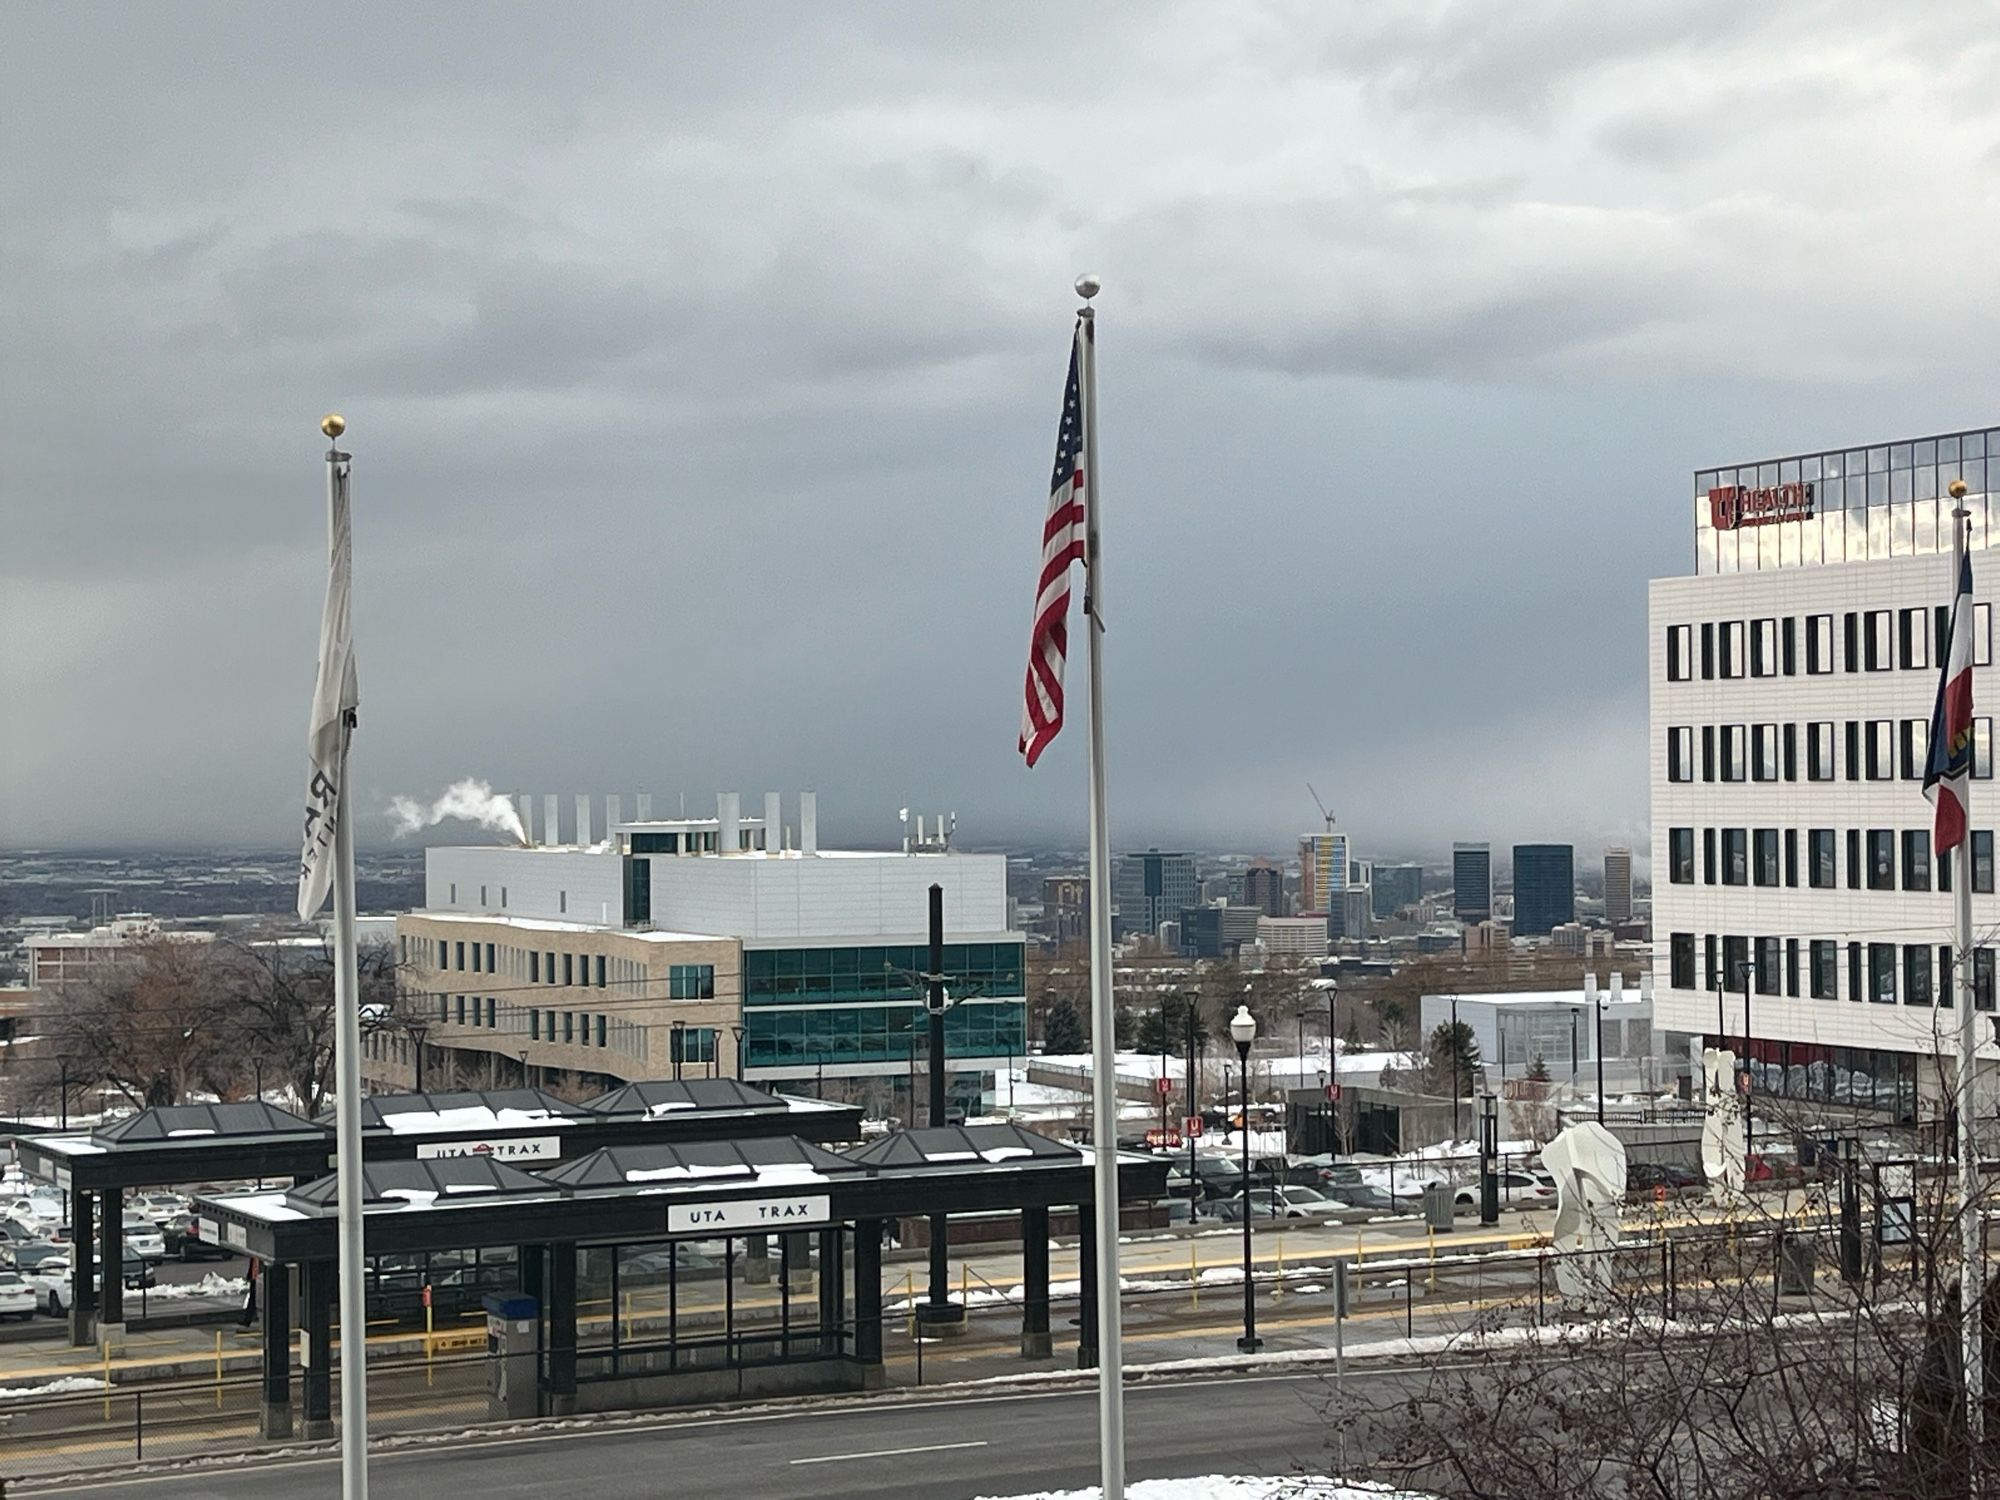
[[1230, 1004, 1262, 1353]]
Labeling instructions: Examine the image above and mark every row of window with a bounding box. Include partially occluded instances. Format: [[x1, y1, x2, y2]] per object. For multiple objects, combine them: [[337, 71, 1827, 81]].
[[403, 934, 694, 999], [1667, 932, 1998, 1009], [742, 1000, 1029, 1066], [743, 944, 1028, 1006], [1664, 606, 1993, 682], [1664, 719, 1995, 784], [430, 992, 649, 1057], [1664, 826, 1996, 893]]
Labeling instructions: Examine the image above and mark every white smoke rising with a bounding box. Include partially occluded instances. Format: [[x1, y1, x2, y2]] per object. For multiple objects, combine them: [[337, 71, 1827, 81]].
[[387, 779, 528, 843]]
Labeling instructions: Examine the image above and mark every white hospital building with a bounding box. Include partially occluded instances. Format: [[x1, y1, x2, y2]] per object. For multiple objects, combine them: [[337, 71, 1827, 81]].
[[1649, 423, 2000, 1123]]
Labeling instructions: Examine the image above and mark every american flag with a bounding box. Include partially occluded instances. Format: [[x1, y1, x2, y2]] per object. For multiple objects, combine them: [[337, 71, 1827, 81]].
[[1924, 546, 1975, 853], [1018, 321, 1088, 767]]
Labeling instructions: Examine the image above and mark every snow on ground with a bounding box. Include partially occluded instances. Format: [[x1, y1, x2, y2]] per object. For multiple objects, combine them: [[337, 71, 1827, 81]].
[[0, 1376, 106, 1400], [969, 1477, 1427, 1499], [149, 1273, 248, 1301]]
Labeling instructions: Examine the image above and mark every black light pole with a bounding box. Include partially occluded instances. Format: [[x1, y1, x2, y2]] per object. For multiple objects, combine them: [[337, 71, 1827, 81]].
[[671, 1020, 686, 1081], [1738, 959, 1753, 1094], [1594, 996, 1606, 1126], [57, 1058, 70, 1131], [1449, 995, 1462, 1141], [407, 1021, 430, 1093], [1185, 998, 1200, 1221], [920, 882, 964, 1333], [1230, 1004, 1261, 1353], [731, 1024, 746, 1081], [1569, 1010, 1579, 1096]]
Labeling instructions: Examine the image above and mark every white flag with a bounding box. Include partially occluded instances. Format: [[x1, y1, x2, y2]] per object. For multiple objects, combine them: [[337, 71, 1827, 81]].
[[297, 452, 359, 920]]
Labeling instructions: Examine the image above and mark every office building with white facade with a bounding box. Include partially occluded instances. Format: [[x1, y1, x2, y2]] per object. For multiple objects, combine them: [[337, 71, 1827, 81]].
[[1650, 424, 2000, 1122], [387, 791, 1027, 1116]]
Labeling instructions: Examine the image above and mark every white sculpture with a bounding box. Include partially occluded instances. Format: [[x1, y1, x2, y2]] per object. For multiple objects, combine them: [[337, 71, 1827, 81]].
[[1544, 1120, 1628, 1308], [1700, 1047, 1747, 1201]]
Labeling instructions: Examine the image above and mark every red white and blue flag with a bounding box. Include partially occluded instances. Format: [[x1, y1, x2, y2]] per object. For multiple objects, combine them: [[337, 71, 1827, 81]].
[[1018, 320, 1087, 767], [1924, 548, 1975, 854]]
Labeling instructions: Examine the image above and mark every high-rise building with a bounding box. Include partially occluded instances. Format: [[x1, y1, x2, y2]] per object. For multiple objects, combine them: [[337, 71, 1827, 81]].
[[1652, 422, 2000, 1121], [1371, 863, 1424, 918], [1512, 844, 1576, 936], [1177, 903, 1262, 960], [1334, 884, 1373, 942], [1298, 831, 1350, 914], [1242, 859, 1285, 918], [1040, 873, 1089, 946], [1114, 850, 1200, 939], [1452, 842, 1493, 922], [1603, 847, 1634, 924]]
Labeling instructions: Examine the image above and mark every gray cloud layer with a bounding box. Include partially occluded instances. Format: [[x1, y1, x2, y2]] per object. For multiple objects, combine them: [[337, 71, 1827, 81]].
[[5, 2, 1999, 864]]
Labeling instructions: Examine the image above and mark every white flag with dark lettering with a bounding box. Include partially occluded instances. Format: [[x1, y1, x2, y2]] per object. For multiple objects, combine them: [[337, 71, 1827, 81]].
[[296, 453, 359, 920]]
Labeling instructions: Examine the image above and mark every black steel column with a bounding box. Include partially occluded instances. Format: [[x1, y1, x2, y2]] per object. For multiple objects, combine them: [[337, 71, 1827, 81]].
[[67, 1182, 95, 1346], [548, 1242, 577, 1415], [301, 1259, 333, 1438], [259, 1259, 293, 1439], [1479, 1093, 1500, 1225], [1020, 1205, 1052, 1358], [920, 882, 965, 1333], [1076, 1211, 1098, 1369], [97, 1188, 124, 1335], [853, 1220, 884, 1383], [817, 1227, 844, 1354]]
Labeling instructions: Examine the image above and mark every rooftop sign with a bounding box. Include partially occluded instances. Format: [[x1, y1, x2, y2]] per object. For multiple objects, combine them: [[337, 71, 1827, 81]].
[[1708, 481, 1815, 530]]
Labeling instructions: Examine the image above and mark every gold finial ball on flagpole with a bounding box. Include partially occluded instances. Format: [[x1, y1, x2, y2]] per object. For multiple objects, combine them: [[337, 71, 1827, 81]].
[[1950, 478, 1969, 500], [320, 413, 346, 440], [1074, 274, 1102, 301]]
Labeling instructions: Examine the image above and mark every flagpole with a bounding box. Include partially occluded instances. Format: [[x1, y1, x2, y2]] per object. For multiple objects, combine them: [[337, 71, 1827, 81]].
[[1952, 478, 1984, 1451], [323, 418, 370, 1500], [1074, 272, 1126, 1500]]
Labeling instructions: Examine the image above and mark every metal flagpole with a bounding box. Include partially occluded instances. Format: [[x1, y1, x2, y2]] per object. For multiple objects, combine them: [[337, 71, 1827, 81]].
[[1075, 272, 1126, 1500], [325, 422, 370, 1500], [1952, 481, 1983, 1450]]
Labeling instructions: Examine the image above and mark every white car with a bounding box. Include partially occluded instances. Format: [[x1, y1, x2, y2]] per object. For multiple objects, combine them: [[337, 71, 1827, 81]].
[[129, 1194, 188, 1227], [1454, 1171, 1560, 1210], [24, 1253, 156, 1317], [0, 1271, 37, 1321], [123, 1219, 167, 1261], [3, 1195, 61, 1230]]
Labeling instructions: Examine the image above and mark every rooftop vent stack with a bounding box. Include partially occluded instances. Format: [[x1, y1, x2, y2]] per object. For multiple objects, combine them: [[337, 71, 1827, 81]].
[[576, 794, 593, 848], [1584, 972, 1599, 1005], [717, 791, 741, 854], [515, 792, 535, 845], [606, 794, 623, 833], [1609, 971, 1624, 1002], [764, 792, 782, 852], [801, 790, 818, 856], [636, 791, 653, 822], [544, 794, 561, 846], [1641, 970, 1655, 1004]]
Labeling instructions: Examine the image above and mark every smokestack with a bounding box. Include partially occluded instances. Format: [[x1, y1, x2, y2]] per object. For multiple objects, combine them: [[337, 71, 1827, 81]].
[[716, 791, 741, 854], [1609, 971, 1624, 1001], [636, 791, 653, 822], [544, 794, 561, 846], [607, 794, 623, 832], [800, 790, 818, 856], [576, 793, 592, 847], [1641, 970, 1655, 1004], [516, 792, 534, 845], [764, 792, 781, 853], [1583, 972, 1598, 1004]]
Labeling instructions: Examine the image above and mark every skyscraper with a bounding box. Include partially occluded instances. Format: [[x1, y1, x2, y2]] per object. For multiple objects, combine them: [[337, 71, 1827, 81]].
[[1512, 844, 1577, 936], [1114, 850, 1199, 939], [1371, 862, 1424, 918], [1242, 859, 1285, 918], [1298, 831, 1349, 913], [1452, 842, 1492, 922], [1603, 847, 1634, 924]]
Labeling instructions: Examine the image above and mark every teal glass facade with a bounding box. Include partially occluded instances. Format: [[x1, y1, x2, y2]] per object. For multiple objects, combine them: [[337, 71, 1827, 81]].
[[742, 942, 1027, 1068]]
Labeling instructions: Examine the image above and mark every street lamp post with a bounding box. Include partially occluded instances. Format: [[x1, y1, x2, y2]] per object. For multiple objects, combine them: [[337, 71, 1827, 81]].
[[1737, 959, 1753, 1094], [1449, 995, 1462, 1141], [671, 1020, 686, 1082], [731, 1024, 746, 1081], [1595, 996, 1606, 1126], [1184, 999, 1200, 1222], [1230, 1004, 1262, 1354], [407, 1021, 430, 1093], [57, 1058, 70, 1131]]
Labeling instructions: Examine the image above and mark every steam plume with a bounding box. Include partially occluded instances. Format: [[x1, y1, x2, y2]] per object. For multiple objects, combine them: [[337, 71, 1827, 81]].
[[387, 779, 528, 843]]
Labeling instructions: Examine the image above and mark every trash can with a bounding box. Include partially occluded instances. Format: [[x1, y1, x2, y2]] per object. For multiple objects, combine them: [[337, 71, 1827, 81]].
[[1422, 1182, 1454, 1232], [1777, 1232, 1816, 1297]]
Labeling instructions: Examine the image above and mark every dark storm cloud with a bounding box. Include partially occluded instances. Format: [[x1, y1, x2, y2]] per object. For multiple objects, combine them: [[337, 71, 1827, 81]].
[[4, 1, 1999, 869]]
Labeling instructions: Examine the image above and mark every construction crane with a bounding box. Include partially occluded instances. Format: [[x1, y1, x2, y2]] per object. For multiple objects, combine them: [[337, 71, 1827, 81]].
[[1307, 783, 1335, 831]]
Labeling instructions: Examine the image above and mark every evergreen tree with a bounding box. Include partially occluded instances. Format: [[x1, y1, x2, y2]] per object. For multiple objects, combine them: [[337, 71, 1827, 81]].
[[1043, 997, 1087, 1055], [1133, 991, 1211, 1055], [1425, 1019, 1481, 1098], [1526, 1052, 1551, 1084]]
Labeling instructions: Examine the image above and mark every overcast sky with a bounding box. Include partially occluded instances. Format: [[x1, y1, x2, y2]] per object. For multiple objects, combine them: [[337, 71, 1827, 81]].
[[5, 2, 1999, 866]]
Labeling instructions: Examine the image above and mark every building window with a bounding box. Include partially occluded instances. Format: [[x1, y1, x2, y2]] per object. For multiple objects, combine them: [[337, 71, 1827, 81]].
[[1751, 724, 1779, 782], [1702, 725, 1716, 782], [546, 951, 556, 983], [1721, 725, 1747, 782], [1900, 719, 1929, 780], [530, 951, 540, 983], [1904, 946, 1934, 1006], [596, 1015, 608, 1048], [1722, 828, 1748, 886], [455, 995, 466, 1024], [1902, 830, 1932, 892], [1781, 616, 1798, 676], [1667, 624, 1693, 681], [479, 885, 487, 907], [671, 1026, 718, 1066], [1869, 943, 1897, 1003], [595, 954, 607, 988], [1866, 721, 1894, 781], [1755, 936, 1780, 996], [1670, 933, 1696, 989], [670, 963, 718, 1000], [1978, 949, 1997, 1012], [563, 953, 574, 987], [1844, 720, 1861, 781], [1785, 938, 1800, 998], [471, 943, 482, 974], [1847, 829, 1862, 889], [530, 1010, 540, 1041], [486, 943, 495, 973], [1864, 610, 1893, 671], [1809, 829, 1836, 889], [1900, 608, 1931, 671], [449, 883, 457, 904], [1978, 718, 1995, 780], [559, 890, 568, 914], [1806, 614, 1834, 674], [1866, 830, 1895, 890], [1667, 727, 1693, 782], [1703, 828, 1717, 885], [455, 941, 465, 971], [1753, 829, 1780, 887], [1705, 934, 1720, 990], [1848, 941, 1864, 1004], [1782, 723, 1797, 781], [1722, 935, 1749, 993], [1810, 940, 1838, 1000], [1979, 603, 1994, 669], [1977, 830, 1996, 894], [1784, 828, 1799, 887], [1750, 618, 1778, 677], [1807, 722, 1835, 781], [1843, 612, 1859, 673], [437, 939, 448, 969], [501, 886, 508, 908], [1720, 621, 1745, 679], [1669, 828, 1695, 884], [1701, 622, 1715, 679], [563, 1012, 575, 1044]]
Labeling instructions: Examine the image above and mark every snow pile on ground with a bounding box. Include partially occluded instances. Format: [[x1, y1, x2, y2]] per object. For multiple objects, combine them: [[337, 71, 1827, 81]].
[[149, 1273, 248, 1301], [0, 1375, 107, 1400], [969, 1477, 1428, 1499]]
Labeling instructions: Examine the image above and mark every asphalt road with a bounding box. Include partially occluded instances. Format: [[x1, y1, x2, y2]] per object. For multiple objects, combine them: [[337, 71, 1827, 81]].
[[50, 1367, 1385, 1500]]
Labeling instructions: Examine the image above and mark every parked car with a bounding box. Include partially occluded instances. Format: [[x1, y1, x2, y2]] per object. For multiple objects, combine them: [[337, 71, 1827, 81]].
[[30, 1251, 157, 1317], [123, 1217, 167, 1262], [1628, 1162, 1704, 1198], [0, 1271, 35, 1321], [0, 1242, 70, 1276], [2, 1195, 61, 1231], [1211, 1186, 1332, 1221], [0, 1217, 40, 1244], [1188, 1155, 1247, 1199], [1453, 1171, 1559, 1211], [128, 1193, 189, 1227], [1327, 1183, 1401, 1213], [162, 1215, 237, 1262]]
